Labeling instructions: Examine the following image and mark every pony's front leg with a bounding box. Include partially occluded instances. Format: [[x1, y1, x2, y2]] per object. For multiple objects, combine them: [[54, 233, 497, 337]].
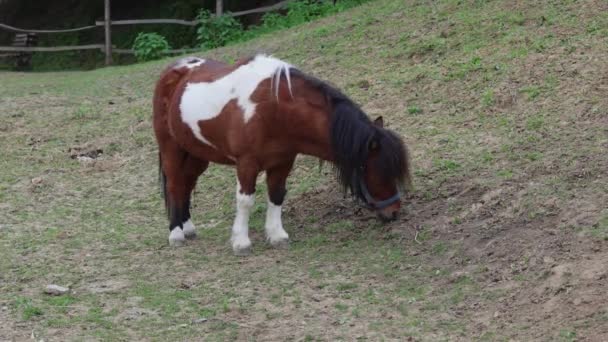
[[231, 163, 259, 256], [265, 159, 295, 249]]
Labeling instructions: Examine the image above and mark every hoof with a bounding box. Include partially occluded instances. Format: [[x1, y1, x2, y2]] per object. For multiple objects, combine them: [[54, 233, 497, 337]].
[[169, 228, 186, 247], [233, 245, 252, 257], [231, 235, 252, 256], [183, 220, 196, 240], [269, 238, 289, 249]]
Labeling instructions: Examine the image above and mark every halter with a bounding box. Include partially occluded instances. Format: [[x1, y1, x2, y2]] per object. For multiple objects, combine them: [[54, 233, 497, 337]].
[[351, 166, 401, 210]]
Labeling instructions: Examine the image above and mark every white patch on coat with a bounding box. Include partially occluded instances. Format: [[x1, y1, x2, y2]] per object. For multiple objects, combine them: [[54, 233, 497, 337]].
[[174, 57, 205, 69], [168, 227, 185, 246], [231, 182, 255, 252], [180, 55, 293, 147], [182, 219, 195, 238], [265, 199, 288, 244]]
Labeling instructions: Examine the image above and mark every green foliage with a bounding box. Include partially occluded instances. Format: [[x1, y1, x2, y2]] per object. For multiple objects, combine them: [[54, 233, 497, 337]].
[[482, 88, 495, 106], [407, 105, 422, 115], [132, 32, 171, 62], [255, 0, 369, 34], [203, 0, 372, 49], [196, 9, 243, 50], [282, 0, 339, 24], [407, 36, 447, 57], [497, 169, 514, 179], [521, 85, 541, 100], [526, 114, 545, 131], [6, 0, 371, 70], [559, 329, 577, 342], [27, 33, 105, 71], [434, 159, 461, 172], [13, 297, 43, 320]]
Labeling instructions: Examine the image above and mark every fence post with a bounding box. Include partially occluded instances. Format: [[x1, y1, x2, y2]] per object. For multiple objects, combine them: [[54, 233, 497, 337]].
[[216, 0, 223, 16], [104, 0, 112, 65]]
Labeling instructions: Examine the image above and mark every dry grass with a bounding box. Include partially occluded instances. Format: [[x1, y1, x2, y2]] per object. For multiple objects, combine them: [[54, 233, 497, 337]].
[[1, 0, 607, 340]]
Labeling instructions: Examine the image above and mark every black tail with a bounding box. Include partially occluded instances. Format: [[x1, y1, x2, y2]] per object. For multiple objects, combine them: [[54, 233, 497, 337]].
[[159, 152, 169, 218]]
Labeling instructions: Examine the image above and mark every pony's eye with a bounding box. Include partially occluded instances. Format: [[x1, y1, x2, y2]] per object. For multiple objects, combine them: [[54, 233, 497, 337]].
[[369, 140, 380, 151]]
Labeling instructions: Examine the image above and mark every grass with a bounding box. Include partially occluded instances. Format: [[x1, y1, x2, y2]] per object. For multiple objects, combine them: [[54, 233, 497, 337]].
[[407, 105, 422, 115], [1, 0, 608, 340], [585, 210, 608, 240], [13, 297, 44, 320]]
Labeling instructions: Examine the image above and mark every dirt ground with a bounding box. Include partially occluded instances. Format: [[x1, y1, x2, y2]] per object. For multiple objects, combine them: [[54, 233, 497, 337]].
[[1, 0, 607, 341]]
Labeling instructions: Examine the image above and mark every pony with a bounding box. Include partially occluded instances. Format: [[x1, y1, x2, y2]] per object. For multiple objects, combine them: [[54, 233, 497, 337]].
[[153, 54, 412, 255]]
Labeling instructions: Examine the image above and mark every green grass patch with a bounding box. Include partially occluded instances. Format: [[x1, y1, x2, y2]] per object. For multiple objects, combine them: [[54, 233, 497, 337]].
[[520, 86, 541, 100], [526, 114, 545, 131], [482, 88, 495, 107], [434, 159, 461, 172], [13, 297, 43, 320], [408, 105, 422, 115]]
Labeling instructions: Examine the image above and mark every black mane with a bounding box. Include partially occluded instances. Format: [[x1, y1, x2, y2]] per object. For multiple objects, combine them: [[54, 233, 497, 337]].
[[290, 69, 412, 201]]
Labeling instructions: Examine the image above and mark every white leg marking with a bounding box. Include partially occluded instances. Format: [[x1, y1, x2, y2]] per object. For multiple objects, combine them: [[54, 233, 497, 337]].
[[183, 219, 196, 239], [265, 198, 289, 248], [169, 227, 186, 247], [231, 183, 254, 256]]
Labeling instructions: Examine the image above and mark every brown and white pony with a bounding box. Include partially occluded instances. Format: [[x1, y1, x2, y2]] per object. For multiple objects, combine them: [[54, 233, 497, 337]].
[[153, 54, 411, 255]]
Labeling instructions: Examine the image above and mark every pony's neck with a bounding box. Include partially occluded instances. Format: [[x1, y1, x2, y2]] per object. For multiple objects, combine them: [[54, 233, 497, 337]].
[[276, 100, 334, 162], [269, 71, 342, 162]]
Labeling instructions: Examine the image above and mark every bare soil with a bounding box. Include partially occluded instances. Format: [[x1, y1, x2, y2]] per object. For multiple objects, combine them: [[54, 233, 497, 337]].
[[1, 0, 607, 341]]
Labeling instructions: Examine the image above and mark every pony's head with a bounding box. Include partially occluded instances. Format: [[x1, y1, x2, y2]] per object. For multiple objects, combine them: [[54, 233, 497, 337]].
[[290, 69, 412, 221], [330, 103, 412, 221]]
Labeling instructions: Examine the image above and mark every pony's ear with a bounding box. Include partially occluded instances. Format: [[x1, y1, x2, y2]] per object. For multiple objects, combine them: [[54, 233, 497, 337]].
[[373, 116, 384, 127]]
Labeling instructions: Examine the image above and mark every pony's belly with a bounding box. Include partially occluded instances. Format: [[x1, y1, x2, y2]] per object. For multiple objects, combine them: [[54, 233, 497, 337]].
[[185, 142, 236, 165], [177, 130, 236, 164], [168, 111, 236, 165]]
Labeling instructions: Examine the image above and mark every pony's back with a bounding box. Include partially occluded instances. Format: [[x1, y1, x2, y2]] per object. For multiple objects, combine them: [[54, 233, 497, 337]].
[[153, 58, 195, 126]]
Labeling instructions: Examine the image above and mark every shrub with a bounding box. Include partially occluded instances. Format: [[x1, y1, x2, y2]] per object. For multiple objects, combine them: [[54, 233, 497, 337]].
[[257, 1, 336, 32], [132, 32, 171, 62], [192, 0, 371, 52], [284, 0, 336, 24], [248, 0, 370, 38], [196, 9, 243, 50]]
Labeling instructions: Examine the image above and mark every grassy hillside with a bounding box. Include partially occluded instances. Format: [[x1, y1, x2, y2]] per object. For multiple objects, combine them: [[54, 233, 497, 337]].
[[1, 0, 607, 340]]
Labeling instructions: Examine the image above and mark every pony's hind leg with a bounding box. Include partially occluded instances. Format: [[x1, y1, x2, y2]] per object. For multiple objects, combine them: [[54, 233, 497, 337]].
[[182, 198, 195, 239], [160, 143, 208, 246], [264, 158, 295, 249], [163, 158, 187, 246], [181, 155, 209, 239]]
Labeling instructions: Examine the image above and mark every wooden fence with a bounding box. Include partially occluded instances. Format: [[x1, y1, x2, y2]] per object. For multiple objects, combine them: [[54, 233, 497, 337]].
[[0, 0, 292, 65]]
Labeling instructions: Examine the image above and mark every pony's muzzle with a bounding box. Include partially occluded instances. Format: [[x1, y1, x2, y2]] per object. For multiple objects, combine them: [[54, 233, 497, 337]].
[[376, 202, 400, 222]]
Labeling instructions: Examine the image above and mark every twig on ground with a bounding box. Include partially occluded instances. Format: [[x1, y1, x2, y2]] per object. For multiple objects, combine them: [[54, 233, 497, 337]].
[[414, 231, 422, 244]]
